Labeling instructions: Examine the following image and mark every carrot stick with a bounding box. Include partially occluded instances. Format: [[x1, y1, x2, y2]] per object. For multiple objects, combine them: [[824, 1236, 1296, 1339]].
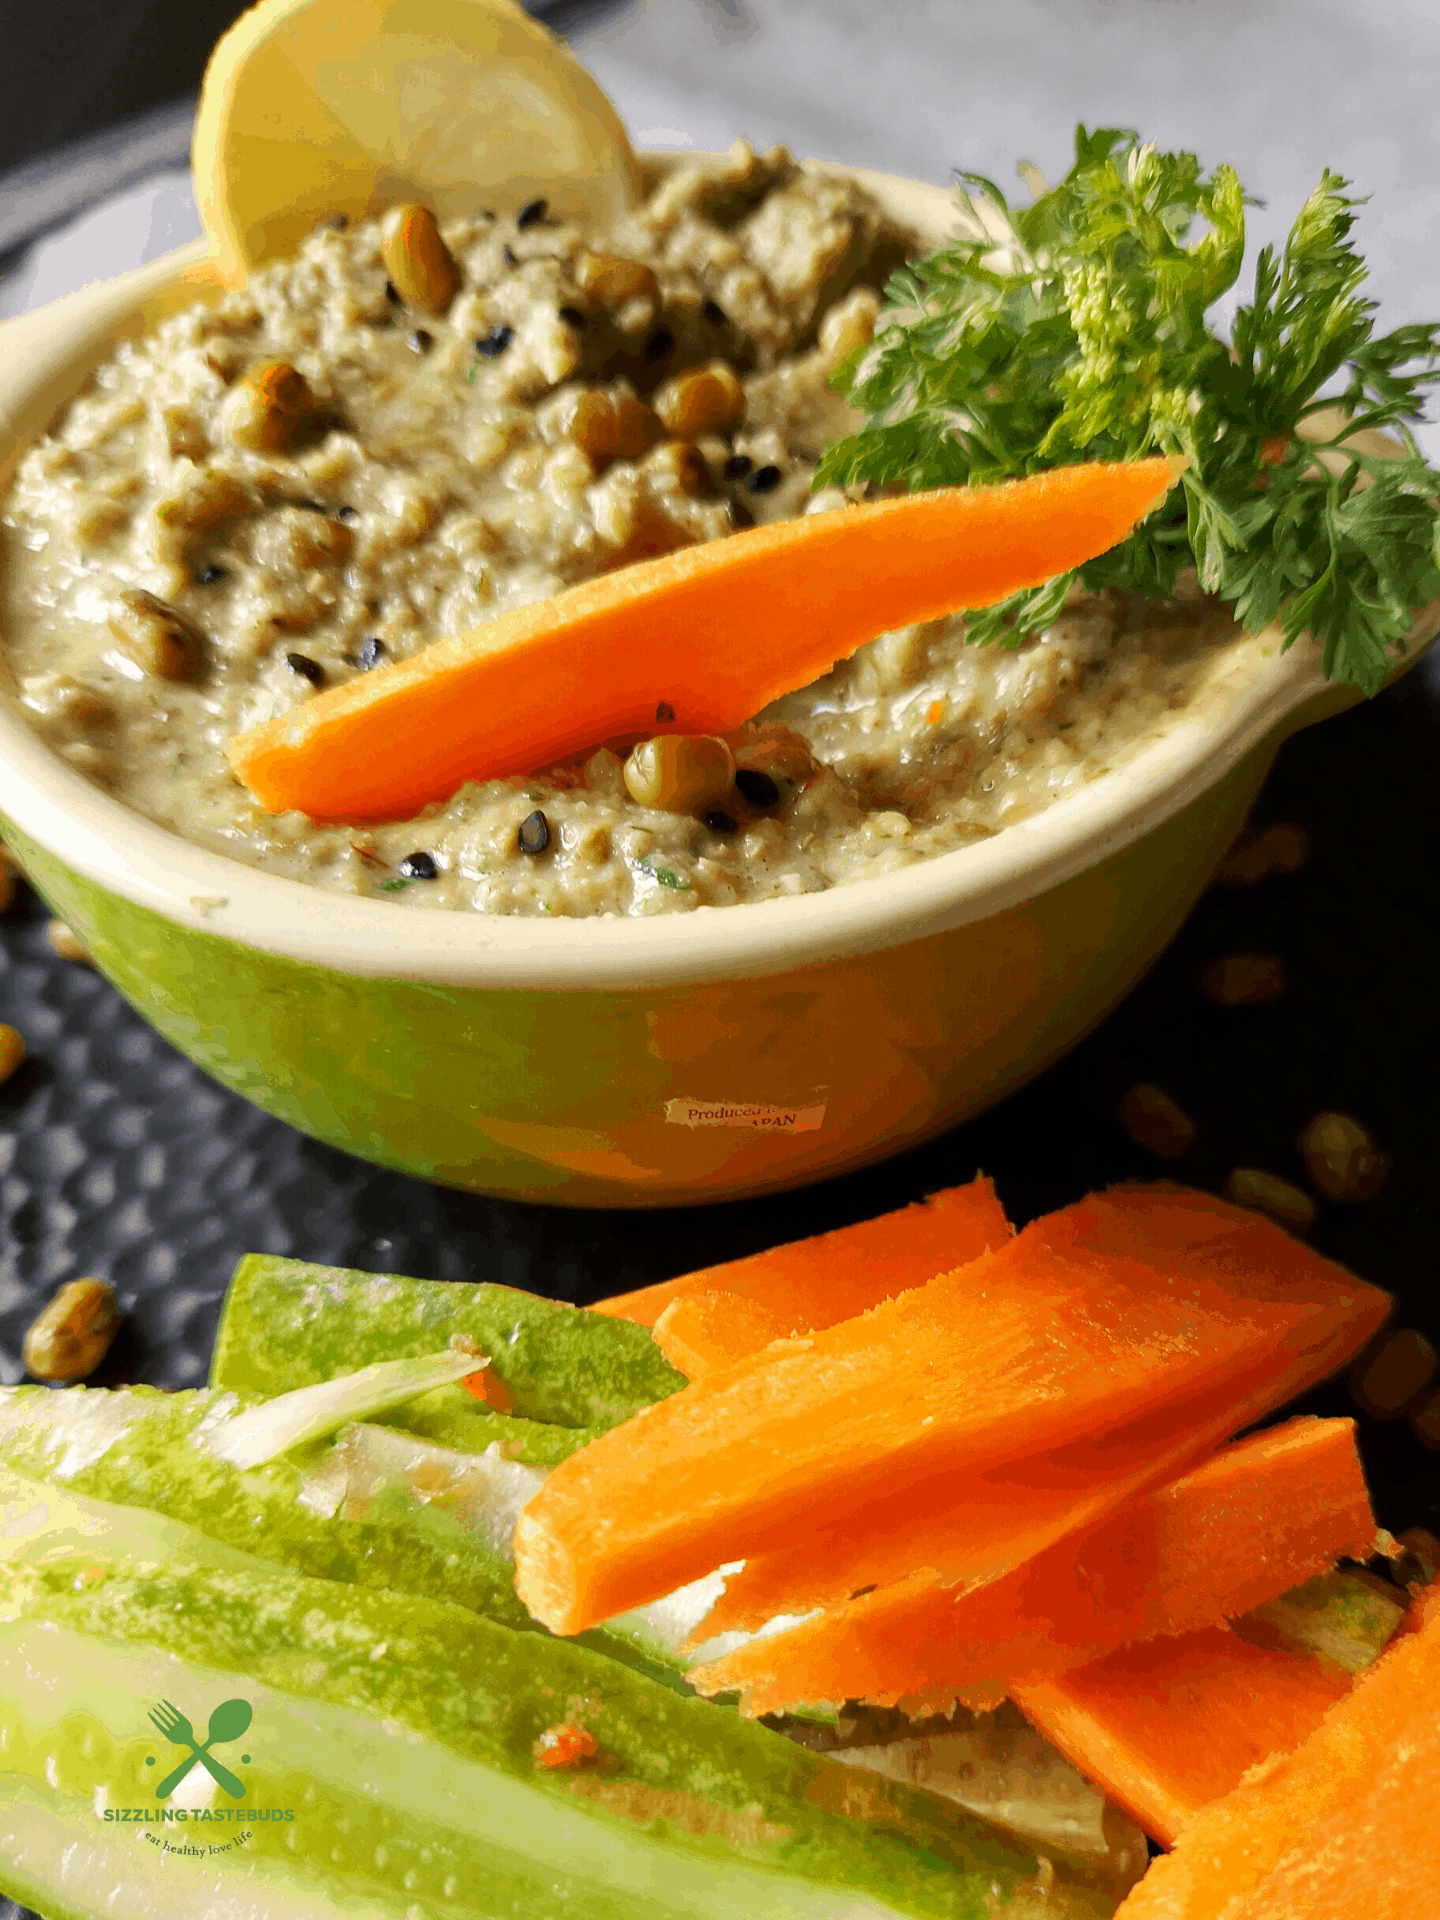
[[689, 1311, 1380, 1643], [1115, 1586, 1440, 1919], [1220, 1717, 1440, 1919], [592, 1175, 1011, 1336], [1015, 1626, 1352, 1847], [512, 1186, 1390, 1638], [689, 1417, 1376, 1713], [228, 459, 1182, 821], [651, 1293, 793, 1380]]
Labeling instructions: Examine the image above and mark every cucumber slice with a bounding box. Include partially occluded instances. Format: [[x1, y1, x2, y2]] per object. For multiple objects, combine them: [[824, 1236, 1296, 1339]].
[[0, 1466, 278, 1580], [1243, 1566, 1408, 1675], [0, 1391, 742, 1691], [213, 1254, 685, 1429], [202, 1346, 489, 1468], [829, 1715, 1148, 1885], [381, 1382, 599, 1463], [299, 1420, 752, 1691], [0, 1384, 534, 1632], [0, 1553, 1130, 1919]]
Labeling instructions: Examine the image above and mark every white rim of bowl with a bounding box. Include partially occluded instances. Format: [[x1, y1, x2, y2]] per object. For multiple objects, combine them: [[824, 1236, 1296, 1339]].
[[1, 162, 1434, 992]]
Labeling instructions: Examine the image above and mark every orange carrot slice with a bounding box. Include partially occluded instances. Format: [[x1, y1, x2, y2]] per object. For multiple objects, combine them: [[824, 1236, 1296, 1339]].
[[1015, 1626, 1352, 1847], [690, 1416, 1377, 1713], [1222, 1719, 1440, 1919], [651, 1293, 793, 1380], [679, 1185, 1391, 1641], [593, 1174, 1011, 1336], [690, 1318, 1380, 1642], [228, 459, 1182, 822], [512, 1186, 1390, 1637], [1115, 1585, 1440, 1919]]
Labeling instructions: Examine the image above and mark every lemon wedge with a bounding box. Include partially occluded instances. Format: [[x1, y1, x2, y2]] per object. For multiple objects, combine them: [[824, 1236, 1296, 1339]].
[[193, 0, 641, 285]]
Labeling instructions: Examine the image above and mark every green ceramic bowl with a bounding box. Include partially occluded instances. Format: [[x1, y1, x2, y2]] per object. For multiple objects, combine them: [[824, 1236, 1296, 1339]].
[[2, 162, 1436, 1207]]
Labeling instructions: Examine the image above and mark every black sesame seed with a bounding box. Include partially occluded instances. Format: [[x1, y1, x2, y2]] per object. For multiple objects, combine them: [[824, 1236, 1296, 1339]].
[[734, 768, 780, 809], [702, 297, 727, 325], [398, 850, 438, 880], [476, 325, 514, 359], [286, 651, 327, 688], [655, 700, 676, 723], [702, 809, 737, 834], [336, 505, 359, 521], [408, 328, 434, 354], [644, 328, 675, 361], [502, 245, 518, 267], [327, 212, 349, 231], [558, 304, 587, 329], [385, 278, 402, 306], [747, 464, 783, 495], [358, 636, 386, 670], [516, 198, 548, 228], [727, 499, 755, 530], [518, 809, 551, 856], [723, 453, 753, 479], [199, 564, 227, 585]]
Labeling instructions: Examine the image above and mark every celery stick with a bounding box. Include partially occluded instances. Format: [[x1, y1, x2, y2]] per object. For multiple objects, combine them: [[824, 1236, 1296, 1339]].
[[0, 1552, 1131, 1920], [213, 1254, 684, 1428]]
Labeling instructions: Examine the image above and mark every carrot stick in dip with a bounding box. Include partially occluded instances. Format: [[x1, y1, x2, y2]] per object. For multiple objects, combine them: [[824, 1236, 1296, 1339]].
[[228, 458, 1182, 822]]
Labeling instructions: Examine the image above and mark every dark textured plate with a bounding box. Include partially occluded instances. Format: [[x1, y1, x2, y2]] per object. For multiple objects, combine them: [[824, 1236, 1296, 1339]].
[[3, 666, 1438, 1920]]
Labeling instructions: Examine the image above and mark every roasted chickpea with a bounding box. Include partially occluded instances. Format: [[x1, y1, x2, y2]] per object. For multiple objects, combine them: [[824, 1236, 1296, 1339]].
[[623, 734, 737, 813], [22, 1278, 122, 1383], [106, 589, 206, 682], [381, 203, 461, 315], [653, 363, 746, 439], [575, 251, 658, 308], [225, 360, 318, 454]]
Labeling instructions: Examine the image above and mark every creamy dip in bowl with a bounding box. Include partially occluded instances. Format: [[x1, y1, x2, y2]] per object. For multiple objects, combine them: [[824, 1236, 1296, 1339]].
[[4, 145, 1253, 920], [1, 154, 1435, 1206]]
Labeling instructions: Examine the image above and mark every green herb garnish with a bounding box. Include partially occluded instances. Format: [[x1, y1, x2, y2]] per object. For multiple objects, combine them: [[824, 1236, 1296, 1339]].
[[633, 861, 692, 891], [380, 876, 411, 892], [818, 125, 1440, 695]]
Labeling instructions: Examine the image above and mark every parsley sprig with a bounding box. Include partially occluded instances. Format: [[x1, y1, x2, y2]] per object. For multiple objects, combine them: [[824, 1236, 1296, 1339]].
[[817, 126, 1440, 694]]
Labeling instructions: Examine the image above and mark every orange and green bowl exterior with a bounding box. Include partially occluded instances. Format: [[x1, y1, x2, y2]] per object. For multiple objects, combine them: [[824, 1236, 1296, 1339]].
[[2, 744, 1272, 1207]]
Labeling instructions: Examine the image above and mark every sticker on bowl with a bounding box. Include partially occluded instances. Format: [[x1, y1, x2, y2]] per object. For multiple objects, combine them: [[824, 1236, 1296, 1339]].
[[664, 1096, 827, 1132]]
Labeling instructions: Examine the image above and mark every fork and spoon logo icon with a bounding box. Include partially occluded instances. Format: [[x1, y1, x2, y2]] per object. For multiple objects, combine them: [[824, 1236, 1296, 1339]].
[[147, 1696, 253, 1799]]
